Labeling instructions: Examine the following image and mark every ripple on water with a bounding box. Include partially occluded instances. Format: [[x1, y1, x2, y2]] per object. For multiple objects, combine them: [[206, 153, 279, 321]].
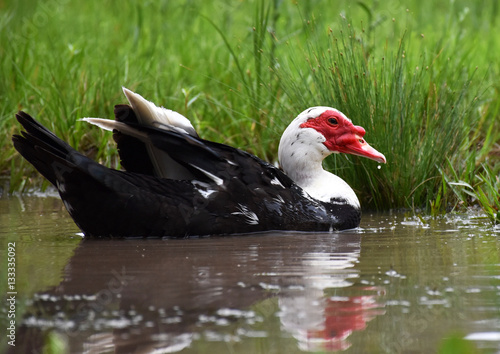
[[465, 332, 500, 341], [3, 195, 500, 354]]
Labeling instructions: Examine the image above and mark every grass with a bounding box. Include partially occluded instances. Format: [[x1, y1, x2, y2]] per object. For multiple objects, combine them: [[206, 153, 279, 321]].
[[0, 0, 499, 221], [277, 17, 482, 209]]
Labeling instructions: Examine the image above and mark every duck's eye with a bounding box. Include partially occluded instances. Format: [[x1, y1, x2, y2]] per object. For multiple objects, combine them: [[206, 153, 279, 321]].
[[328, 118, 338, 125]]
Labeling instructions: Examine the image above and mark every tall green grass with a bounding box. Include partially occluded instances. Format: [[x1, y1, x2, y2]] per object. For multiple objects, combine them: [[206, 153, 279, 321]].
[[270, 1, 499, 213], [274, 5, 491, 210], [1, 0, 498, 219]]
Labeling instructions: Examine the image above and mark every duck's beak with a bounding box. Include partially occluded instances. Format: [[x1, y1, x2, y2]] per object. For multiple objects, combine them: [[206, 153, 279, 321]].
[[338, 134, 387, 163], [330, 125, 386, 163]]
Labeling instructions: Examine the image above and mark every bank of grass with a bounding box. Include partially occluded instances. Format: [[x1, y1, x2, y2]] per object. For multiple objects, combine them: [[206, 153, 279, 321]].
[[275, 3, 500, 217], [0, 0, 498, 221]]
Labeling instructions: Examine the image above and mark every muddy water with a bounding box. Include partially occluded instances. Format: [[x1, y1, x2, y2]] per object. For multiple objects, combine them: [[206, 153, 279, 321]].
[[1, 195, 500, 353]]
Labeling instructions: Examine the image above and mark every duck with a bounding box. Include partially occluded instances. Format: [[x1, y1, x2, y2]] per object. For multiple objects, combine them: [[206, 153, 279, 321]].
[[12, 88, 386, 237]]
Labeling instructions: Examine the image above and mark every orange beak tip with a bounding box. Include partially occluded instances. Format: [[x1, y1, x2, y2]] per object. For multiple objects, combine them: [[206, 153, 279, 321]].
[[360, 144, 386, 164]]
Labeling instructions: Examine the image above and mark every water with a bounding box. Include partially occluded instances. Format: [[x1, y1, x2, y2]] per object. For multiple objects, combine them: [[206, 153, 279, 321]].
[[1, 195, 500, 353]]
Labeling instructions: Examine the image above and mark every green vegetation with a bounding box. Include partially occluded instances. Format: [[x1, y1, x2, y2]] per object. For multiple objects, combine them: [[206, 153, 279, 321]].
[[1, 0, 498, 221]]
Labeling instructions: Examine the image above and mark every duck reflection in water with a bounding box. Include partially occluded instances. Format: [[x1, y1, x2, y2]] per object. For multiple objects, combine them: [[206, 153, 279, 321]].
[[14, 232, 385, 353]]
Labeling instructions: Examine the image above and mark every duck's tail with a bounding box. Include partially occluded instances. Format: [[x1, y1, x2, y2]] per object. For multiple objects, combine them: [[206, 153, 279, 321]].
[[12, 111, 81, 187]]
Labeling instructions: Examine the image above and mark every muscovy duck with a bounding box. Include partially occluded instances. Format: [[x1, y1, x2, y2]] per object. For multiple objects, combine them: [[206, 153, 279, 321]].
[[12, 88, 386, 237]]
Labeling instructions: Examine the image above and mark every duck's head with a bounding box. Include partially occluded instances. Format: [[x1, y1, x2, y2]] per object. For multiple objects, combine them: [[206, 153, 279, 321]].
[[278, 107, 386, 196], [299, 107, 386, 163], [279, 107, 386, 167]]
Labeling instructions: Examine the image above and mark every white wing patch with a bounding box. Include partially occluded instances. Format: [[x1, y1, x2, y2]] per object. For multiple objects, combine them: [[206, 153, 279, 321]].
[[122, 87, 197, 137], [270, 177, 285, 188], [192, 180, 217, 199], [272, 194, 285, 204], [188, 165, 224, 186], [231, 204, 259, 225]]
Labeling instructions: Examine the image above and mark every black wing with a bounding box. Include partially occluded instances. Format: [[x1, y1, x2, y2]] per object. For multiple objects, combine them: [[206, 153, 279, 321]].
[[13, 111, 358, 237]]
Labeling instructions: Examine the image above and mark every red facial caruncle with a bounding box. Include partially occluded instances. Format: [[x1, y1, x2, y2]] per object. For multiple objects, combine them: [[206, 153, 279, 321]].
[[300, 110, 386, 163]]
